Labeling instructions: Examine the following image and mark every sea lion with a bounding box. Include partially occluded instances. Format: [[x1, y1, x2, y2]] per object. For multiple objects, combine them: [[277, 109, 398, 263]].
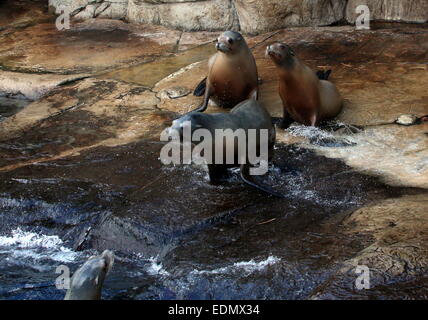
[[170, 94, 283, 198], [64, 250, 114, 300], [191, 31, 258, 112], [266, 43, 343, 127]]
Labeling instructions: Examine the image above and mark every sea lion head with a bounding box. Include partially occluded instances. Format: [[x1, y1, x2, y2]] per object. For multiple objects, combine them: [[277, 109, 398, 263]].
[[215, 31, 246, 54], [169, 113, 207, 142], [64, 250, 114, 300], [266, 43, 296, 67]]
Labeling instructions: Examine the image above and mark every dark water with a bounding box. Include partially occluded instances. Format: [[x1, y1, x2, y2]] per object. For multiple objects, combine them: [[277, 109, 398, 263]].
[[0, 138, 423, 300]]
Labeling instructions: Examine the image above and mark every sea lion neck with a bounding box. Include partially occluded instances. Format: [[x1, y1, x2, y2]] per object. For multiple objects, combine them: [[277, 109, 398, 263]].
[[277, 59, 299, 82], [279, 55, 296, 70]]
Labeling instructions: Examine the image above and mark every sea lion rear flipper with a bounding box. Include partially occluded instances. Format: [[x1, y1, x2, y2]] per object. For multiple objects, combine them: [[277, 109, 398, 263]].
[[193, 77, 207, 96], [240, 164, 285, 198]]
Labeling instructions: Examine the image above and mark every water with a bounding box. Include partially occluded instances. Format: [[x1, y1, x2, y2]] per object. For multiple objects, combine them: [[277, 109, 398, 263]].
[[0, 138, 422, 299], [98, 44, 215, 87]]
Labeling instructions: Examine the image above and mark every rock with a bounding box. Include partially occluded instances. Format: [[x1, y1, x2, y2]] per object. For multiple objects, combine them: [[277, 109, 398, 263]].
[[234, 0, 346, 34], [73, 4, 99, 20], [0, 77, 166, 146], [160, 86, 191, 99], [0, 71, 89, 100], [178, 31, 217, 51], [0, 19, 181, 74], [0, 0, 49, 28], [346, 0, 428, 24], [48, 0, 128, 20], [311, 193, 428, 299], [127, 0, 239, 31], [95, 2, 111, 17], [96, 1, 128, 19], [396, 114, 419, 126]]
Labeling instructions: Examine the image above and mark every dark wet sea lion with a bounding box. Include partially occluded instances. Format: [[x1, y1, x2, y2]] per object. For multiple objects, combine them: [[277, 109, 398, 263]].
[[170, 95, 283, 198], [64, 250, 114, 300], [266, 43, 343, 127], [191, 31, 258, 112]]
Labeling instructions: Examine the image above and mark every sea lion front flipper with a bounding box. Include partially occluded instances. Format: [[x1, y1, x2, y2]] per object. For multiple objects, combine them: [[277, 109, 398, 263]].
[[240, 164, 285, 198], [189, 81, 213, 113], [193, 77, 207, 96]]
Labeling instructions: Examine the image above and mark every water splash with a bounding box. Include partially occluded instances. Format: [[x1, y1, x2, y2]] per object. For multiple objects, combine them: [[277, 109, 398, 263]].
[[0, 228, 81, 264], [191, 256, 280, 276]]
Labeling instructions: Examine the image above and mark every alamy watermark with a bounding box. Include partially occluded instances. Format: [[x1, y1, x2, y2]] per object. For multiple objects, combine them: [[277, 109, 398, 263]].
[[55, 5, 71, 31], [356, 5, 370, 30], [355, 265, 370, 290], [160, 121, 270, 176], [55, 265, 71, 290]]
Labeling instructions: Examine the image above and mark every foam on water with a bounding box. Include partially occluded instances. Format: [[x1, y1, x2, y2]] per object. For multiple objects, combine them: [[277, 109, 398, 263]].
[[287, 124, 336, 141], [191, 256, 280, 276], [147, 257, 170, 277], [0, 228, 80, 264]]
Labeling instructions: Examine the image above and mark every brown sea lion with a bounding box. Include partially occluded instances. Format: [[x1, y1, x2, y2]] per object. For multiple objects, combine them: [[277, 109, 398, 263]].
[[266, 43, 343, 127], [169, 93, 283, 198], [191, 31, 258, 112]]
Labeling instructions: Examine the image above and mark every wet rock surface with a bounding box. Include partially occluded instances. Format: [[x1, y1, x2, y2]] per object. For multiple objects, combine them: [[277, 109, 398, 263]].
[[311, 194, 428, 299], [0, 2, 427, 299], [0, 18, 181, 74]]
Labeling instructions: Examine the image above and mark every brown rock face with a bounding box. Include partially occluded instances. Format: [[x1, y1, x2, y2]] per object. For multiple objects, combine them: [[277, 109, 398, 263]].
[[0, 19, 181, 74], [234, 0, 346, 34], [127, 0, 239, 31], [311, 194, 428, 299], [47, 0, 428, 33], [346, 0, 428, 24]]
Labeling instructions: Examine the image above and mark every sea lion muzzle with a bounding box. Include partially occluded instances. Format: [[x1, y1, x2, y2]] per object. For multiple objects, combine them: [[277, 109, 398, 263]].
[[216, 41, 231, 53]]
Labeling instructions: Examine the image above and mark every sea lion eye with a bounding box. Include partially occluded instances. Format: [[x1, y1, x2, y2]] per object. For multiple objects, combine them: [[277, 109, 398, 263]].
[[290, 49, 295, 56], [228, 38, 233, 44]]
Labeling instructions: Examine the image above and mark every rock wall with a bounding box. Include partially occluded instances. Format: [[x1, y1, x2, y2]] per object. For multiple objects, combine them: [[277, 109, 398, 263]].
[[127, 0, 240, 31], [48, 0, 128, 20], [346, 0, 428, 24], [48, 0, 428, 33]]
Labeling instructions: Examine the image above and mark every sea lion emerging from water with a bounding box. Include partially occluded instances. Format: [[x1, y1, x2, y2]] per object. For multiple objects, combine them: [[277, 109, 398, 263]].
[[170, 94, 283, 198], [191, 31, 258, 112], [266, 43, 343, 127], [64, 250, 114, 300]]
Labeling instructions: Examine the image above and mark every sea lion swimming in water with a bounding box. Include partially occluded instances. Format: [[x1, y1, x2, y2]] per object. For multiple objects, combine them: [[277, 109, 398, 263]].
[[170, 93, 283, 198], [266, 43, 343, 127], [64, 250, 114, 300], [191, 31, 258, 112]]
